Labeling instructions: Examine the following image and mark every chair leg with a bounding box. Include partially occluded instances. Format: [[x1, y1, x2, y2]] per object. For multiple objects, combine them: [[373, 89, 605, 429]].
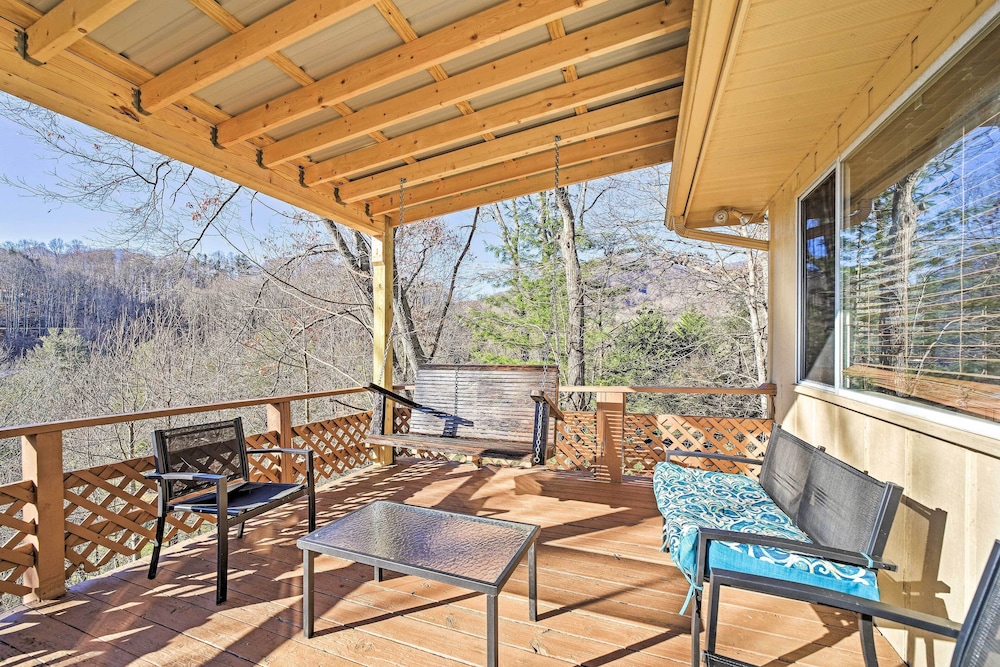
[[237, 522, 245, 539], [860, 613, 879, 667], [148, 513, 167, 580], [308, 489, 316, 534], [691, 590, 702, 667], [217, 514, 229, 605]]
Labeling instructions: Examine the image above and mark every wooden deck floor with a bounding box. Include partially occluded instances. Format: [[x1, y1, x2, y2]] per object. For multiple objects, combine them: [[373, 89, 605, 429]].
[[0, 459, 905, 666]]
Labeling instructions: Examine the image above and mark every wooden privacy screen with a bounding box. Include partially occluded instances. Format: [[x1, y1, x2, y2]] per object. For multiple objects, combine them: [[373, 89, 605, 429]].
[[0, 480, 37, 597]]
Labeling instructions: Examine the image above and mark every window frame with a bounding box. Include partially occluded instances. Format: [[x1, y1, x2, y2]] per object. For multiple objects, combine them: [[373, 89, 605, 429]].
[[793, 5, 1000, 441], [795, 166, 839, 389]]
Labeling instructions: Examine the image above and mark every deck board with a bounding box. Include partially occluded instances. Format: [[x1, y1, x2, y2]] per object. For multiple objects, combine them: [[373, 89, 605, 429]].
[[0, 459, 905, 666]]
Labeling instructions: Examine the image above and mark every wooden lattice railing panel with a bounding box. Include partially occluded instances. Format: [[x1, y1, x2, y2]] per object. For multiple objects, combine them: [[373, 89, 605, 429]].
[[552, 412, 599, 471], [292, 412, 374, 484], [246, 430, 295, 484], [623, 415, 773, 476], [0, 480, 36, 597], [387, 407, 454, 462], [63, 457, 211, 579]]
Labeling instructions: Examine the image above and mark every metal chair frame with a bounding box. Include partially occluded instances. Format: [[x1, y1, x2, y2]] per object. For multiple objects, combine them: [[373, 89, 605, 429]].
[[146, 417, 316, 604], [702, 539, 1000, 666]]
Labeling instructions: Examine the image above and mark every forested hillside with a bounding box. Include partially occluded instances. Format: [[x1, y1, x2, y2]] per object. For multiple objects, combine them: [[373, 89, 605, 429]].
[[0, 97, 768, 483]]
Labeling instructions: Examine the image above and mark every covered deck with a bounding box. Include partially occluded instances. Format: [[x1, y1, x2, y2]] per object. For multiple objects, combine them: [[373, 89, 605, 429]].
[[0, 459, 904, 666]]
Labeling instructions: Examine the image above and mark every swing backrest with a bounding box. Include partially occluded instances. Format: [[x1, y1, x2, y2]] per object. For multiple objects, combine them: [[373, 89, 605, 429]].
[[408, 364, 559, 442]]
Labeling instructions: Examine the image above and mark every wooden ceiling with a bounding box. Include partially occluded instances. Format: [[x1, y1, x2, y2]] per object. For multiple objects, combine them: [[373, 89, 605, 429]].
[[667, 0, 950, 235], [0, 0, 690, 235]]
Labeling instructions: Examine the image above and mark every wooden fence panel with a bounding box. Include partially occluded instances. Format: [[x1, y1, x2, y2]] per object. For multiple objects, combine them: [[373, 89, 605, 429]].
[[0, 481, 36, 597], [623, 414, 773, 476]]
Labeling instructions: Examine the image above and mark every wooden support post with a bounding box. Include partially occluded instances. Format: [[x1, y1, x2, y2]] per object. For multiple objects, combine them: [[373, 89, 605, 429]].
[[267, 401, 294, 483], [372, 216, 395, 466], [596, 391, 624, 484], [22, 431, 66, 602]]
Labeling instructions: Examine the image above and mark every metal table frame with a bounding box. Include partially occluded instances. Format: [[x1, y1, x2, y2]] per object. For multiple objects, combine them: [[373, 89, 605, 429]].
[[298, 501, 539, 666]]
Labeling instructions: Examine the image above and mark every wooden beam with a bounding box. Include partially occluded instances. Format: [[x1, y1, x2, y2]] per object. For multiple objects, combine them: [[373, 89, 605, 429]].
[[22, 0, 138, 63], [370, 120, 677, 215], [373, 0, 485, 157], [303, 49, 686, 184], [261, 1, 690, 165], [216, 0, 633, 147], [186, 0, 398, 164], [138, 0, 376, 113], [371, 216, 395, 466], [399, 144, 673, 222], [339, 89, 681, 203], [0, 12, 377, 234], [22, 431, 65, 601], [672, 219, 770, 251]]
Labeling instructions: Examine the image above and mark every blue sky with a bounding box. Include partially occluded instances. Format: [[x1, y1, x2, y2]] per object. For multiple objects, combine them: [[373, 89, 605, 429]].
[[0, 111, 494, 263]]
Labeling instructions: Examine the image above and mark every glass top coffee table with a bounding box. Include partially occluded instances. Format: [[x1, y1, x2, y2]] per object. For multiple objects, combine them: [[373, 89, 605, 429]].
[[298, 500, 540, 666]]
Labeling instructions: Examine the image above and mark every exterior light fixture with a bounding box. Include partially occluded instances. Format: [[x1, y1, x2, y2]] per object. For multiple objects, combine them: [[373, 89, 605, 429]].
[[713, 207, 754, 225]]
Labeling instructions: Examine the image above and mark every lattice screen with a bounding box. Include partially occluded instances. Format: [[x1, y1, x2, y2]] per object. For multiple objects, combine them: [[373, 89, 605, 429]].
[[0, 481, 36, 597], [623, 415, 773, 476], [292, 413, 374, 483], [63, 457, 210, 580], [552, 412, 599, 470]]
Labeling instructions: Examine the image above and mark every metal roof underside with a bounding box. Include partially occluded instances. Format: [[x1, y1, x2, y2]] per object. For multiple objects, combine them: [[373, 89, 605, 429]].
[[0, 0, 690, 234]]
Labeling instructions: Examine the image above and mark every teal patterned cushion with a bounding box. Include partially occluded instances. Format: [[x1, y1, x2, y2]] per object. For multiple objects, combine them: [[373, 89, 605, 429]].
[[652, 462, 879, 603]]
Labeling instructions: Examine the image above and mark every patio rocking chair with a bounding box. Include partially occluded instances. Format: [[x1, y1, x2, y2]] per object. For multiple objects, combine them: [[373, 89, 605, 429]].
[[146, 417, 316, 604], [702, 539, 1000, 666]]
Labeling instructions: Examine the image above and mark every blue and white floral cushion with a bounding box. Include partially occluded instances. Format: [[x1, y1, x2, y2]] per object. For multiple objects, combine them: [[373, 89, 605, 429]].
[[652, 461, 879, 609]]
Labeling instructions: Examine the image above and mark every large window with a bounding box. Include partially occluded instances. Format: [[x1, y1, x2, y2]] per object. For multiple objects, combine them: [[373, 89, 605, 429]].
[[799, 173, 836, 386], [809, 19, 1000, 426]]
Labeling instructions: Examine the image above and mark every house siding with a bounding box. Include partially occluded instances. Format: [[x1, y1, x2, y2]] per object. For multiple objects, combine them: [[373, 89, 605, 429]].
[[768, 4, 1000, 664]]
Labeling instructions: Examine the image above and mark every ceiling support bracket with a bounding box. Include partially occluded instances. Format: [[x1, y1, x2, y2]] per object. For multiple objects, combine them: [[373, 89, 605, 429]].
[[131, 89, 151, 116], [14, 31, 42, 66]]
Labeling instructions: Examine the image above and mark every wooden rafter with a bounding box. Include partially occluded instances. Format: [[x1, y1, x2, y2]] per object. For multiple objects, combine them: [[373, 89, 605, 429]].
[[21, 0, 139, 63], [546, 19, 588, 116], [373, 0, 493, 151], [262, 1, 688, 167], [215, 0, 617, 147], [0, 0, 692, 236], [398, 144, 674, 223], [138, 0, 376, 113], [370, 120, 678, 216], [304, 49, 686, 185], [338, 89, 682, 202], [0, 0, 376, 233], [185, 0, 396, 166]]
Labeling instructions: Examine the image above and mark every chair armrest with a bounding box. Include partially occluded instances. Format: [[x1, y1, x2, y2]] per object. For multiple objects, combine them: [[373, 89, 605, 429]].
[[145, 471, 229, 483], [664, 450, 763, 466], [530, 390, 565, 421], [247, 448, 311, 456], [366, 383, 474, 427], [366, 383, 422, 410], [698, 528, 896, 571], [710, 569, 962, 638]]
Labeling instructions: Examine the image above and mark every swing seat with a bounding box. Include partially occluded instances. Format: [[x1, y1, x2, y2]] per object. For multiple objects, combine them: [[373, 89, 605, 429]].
[[366, 364, 562, 466]]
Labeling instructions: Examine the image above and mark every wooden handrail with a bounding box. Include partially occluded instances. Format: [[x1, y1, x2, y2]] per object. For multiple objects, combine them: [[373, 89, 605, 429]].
[[0, 387, 368, 439], [560, 384, 777, 395]]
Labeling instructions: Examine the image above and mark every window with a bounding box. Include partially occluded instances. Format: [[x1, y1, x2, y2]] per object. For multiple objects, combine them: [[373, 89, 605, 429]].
[[836, 20, 1000, 425], [799, 173, 837, 386]]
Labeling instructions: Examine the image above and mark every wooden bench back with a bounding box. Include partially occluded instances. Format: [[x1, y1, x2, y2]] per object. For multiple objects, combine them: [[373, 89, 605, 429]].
[[409, 364, 559, 443]]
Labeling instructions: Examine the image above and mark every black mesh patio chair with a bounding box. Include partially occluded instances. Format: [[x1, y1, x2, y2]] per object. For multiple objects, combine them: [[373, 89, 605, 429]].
[[146, 417, 315, 604], [702, 539, 1000, 667]]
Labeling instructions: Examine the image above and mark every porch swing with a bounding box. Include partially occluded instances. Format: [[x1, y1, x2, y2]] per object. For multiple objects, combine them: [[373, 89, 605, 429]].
[[365, 145, 566, 465]]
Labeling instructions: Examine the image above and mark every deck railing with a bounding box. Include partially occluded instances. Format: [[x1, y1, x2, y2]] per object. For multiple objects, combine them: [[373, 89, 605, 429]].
[[0, 382, 775, 605]]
